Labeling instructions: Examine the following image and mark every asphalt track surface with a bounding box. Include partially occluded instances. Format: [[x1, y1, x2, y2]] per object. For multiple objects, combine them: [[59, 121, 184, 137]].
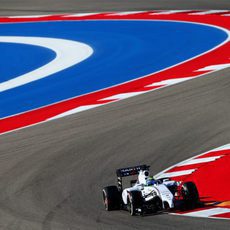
[[0, 0, 230, 16], [0, 1, 230, 230]]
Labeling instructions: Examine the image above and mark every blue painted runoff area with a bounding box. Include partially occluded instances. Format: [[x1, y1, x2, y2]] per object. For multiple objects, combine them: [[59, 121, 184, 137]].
[[0, 20, 228, 118]]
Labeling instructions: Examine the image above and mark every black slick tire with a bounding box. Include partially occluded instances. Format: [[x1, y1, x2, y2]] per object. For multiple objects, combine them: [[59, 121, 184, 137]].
[[182, 182, 199, 209], [128, 191, 143, 216], [102, 186, 120, 211]]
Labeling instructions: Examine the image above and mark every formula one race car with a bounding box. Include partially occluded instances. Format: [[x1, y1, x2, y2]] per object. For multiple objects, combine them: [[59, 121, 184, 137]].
[[102, 165, 199, 216]]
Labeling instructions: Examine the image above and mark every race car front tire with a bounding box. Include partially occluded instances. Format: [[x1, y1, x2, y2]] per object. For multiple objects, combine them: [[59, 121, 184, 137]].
[[127, 191, 143, 216], [102, 186, 121, 211], [151, 196, 163, 212]]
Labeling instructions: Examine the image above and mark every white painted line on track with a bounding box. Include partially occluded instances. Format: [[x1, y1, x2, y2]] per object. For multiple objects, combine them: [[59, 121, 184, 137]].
[[189, 10, 230, 15], [99, 92, 144, 101], [48, 105, 100, 120], [8, 15, 51, 18], [150, 10, 192, 15], [107, 11, 145, 16], [0, 36, 93, 92], [157, 169, 196, 178], [176, 156, 223, 166], [63, 13, 101, 17], [210, 143, 230, 152], [197, 64, 230, 72], [181, 208, 230, 217], [145, 77, 194, 87]]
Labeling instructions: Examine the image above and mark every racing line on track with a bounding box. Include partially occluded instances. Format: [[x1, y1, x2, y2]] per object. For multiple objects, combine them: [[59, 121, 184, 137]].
[[0, 10, 230, 220]]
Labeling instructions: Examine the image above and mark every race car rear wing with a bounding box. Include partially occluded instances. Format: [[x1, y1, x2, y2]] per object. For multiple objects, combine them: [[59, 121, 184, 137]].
[[116, 165, 150, 191], [116, 165, 150, 177]]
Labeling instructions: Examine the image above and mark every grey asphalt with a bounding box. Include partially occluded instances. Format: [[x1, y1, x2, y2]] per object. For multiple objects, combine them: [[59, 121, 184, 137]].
[[0, 0, 230, 16], [0, 1, 230, 230]]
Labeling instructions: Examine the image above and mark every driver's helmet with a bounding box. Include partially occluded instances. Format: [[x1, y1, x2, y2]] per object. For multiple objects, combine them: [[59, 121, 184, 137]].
[[146, 177, 155, 186]]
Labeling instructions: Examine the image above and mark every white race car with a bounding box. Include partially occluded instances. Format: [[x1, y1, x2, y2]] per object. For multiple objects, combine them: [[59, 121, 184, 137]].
[[102, 165, 200, 216]]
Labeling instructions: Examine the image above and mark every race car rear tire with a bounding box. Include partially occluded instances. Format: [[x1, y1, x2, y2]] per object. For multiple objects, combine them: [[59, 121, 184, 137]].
[[128, 191, 143, 216], [181, 182, 199, 209], [102, 186, 121, 211]]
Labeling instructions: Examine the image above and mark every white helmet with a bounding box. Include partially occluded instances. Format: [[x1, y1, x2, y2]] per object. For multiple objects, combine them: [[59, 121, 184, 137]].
[[138, 170, 150, 184]]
